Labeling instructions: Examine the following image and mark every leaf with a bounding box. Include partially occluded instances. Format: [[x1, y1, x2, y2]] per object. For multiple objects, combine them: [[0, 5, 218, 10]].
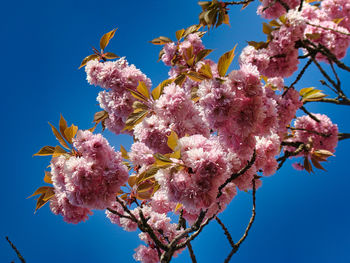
[[28, 186, 52, 198], [153, 153, 173, 167], [311, 157, 326, 171], [124, 110, 148, 130], [136, 190, 153, 200], [150, 36, 172, 45], [44, 171, 52, 184], [152, 79, 173, 100], [195, 49, 213, 63], [34, 193, 51, 213], [64, 124, 78, 144], [333, 17, 345, 25], [187, 71, 206, 82], [269, 20, 280, 27], [174, 74, 186, 86], [217, 45, 237, 77], [128, 174, 137, 187], [104, 52, 119, 59], [33, 146, 55, 156], [59, 114, 68, 140], [137, 180, 155, 193], [167, 130, 179, 151], [198, 63, 213, 79], [175, 203, 183, 212], [42, 188, 55, 201], [304, 157, 313, 173], [79, 54, 99, 69], [133, 101, 149, 111], [247, 41, 269, 50], [300, 87, 327, 102], [100, 28, 117, 51], [305, 33, 321, 40], [48, 122, 70, 150], [223, 14, 230, 25], [138, 167, 159, 184], [262, 22, 274, 35], [183, 25, 202, 38], [129, 89, 148, 102], [313, 149, 334, 159], [120, 145, 129, 160], [137, 81, 150, 99], [176, 29, 185, 40], [170, 150, 181, 159], [52, 145, 68, 157]]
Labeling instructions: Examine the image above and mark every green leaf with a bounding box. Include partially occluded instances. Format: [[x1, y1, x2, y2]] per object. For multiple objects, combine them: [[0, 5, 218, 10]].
[[100, 28, 117, 51], [217, 45, 237, 77], [128, 89, 148, 102]]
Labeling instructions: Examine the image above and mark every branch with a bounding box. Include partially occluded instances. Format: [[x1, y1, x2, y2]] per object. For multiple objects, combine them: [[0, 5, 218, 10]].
[[288, 58, 313, 89], [224, 179, 257, 263], [300, 106, 320, 123], [216, 217, 235, 248], [307, 97, 350, 106], [339, 133, 350, 141], [277, 143, 306, 170], [224, 0, 254, 5], [5, 236, 26, 263], [217, 149, 256, 198]]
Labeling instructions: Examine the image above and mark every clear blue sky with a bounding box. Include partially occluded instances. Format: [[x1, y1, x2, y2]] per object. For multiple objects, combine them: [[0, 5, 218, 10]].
[[1, 0, 350, 262]]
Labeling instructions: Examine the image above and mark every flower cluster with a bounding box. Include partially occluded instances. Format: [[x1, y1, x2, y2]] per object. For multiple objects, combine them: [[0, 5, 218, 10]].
[[49, 130, 129, 223]]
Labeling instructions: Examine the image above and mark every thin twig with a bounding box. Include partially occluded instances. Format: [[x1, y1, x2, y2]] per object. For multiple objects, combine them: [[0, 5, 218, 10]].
[[5, 236, 26, 263], [224, 179, 257, 263], [217, 149, 256, 198], [338, 133, 350, 141], [300, 106, 320, 123], [216, 217, 235, 248]]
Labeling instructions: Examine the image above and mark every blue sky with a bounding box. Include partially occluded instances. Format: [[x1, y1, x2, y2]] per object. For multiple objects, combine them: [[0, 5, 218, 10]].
[[1, 0, 350, 262]]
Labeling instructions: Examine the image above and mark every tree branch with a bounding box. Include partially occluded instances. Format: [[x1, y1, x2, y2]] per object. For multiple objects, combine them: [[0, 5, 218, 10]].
[[5, 236, 26, 263], [339, 133, 350, 141], [216, 216, 235, 248], [224, 179, 257, 263], [217, 149, 256, 198]]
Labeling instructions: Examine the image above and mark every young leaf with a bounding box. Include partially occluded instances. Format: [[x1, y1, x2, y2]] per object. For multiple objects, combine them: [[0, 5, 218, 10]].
[[129, 89, 148, 102], [304, 157, 313, 173], [48, 122, 70, 150], [311, 157, 326, 171], [262, 22, 274, 35], [175, 203, 183, 212], [120, 145, 129, 160], [150, 36, 172, 45], [167, 130, 179, 151], [198, 63, 213, 79], [44, 171, 53, 184], [176, 29, 185, 40], [187, 71, 206, 82], [152, 79, 173, 100], [124, 110, 148, 130], [33, 146, 55, 156], [59, 114, 68, 140], [174, 74, 186, 86], [195, 49, 213, 63], [79, 54, 99, 69], [217, 45, 237, 77], [104, 52, 119, 59], [137, 81, 150, 99], [52, 145, 68, 157], [64, 124, 78, 144], [100, 28, 117, 51], [28, 186, 52, 198]]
